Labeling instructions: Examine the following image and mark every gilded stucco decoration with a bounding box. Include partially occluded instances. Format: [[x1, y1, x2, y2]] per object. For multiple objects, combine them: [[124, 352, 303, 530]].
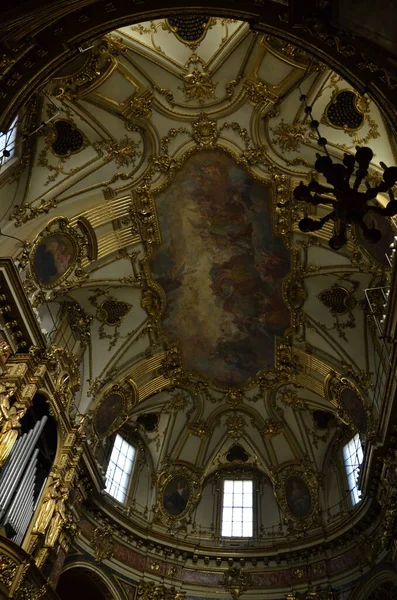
[[155, 460, 202, 529], [89, 288, 132, 350], [272, 461, 320, 531], [18, 217, 96, 302], [181, 64, 216, 103], [325, 373, 372, 435], [91, 525, 115, 563], [137, 580, 185, 600], [220, 566, 252, 600], [92, 383, 137, 439], [46, 37, 122, 100]]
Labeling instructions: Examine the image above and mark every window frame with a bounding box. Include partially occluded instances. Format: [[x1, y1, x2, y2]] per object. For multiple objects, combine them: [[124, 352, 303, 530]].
[[0, 116, 18, 173], [218, 475, 256, 540], [343, 433, 364, 506], [105, 433, 136, 504]]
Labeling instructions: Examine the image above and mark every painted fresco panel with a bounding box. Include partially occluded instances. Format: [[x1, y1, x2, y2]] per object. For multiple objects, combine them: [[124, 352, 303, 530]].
[[151, 151, 290, 385]]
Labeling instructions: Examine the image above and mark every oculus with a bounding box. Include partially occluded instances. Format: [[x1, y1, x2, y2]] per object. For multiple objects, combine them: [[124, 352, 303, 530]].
[[136, 413, 158, 432], [32, 233, 76, 287]]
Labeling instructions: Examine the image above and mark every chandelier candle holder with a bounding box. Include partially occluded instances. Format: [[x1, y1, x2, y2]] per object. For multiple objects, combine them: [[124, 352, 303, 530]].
[[292, 94, 397, 250]]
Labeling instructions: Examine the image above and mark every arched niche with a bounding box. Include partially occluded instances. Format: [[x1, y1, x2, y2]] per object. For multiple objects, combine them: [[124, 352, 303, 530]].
[[350, 569, 397, 600], [56, 564, 122, 600], [0, 2, 396, 139]]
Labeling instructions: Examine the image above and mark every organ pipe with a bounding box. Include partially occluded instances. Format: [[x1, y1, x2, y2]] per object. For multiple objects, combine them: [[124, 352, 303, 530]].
[[4, 448, 38, 543], [0, 416, 47, 519]]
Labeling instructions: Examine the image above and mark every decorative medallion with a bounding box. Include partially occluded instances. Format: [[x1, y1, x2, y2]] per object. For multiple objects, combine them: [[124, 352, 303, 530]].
[[93, 383, 136, 438], [23, 217, 95, 298], [285, 475, 312, 518], [94, 393, 123, 437], [50, 119, 84, 157], [32, 232, 77, 288], [324, 90, 366, 131], [325, 373, 371, 434], [272, 462, 319, 530], [166, 16, 212, 46], [155, 461, 202, 527]]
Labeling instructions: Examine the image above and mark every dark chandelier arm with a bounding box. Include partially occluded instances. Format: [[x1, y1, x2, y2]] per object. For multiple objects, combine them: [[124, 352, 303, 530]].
[[370, 199, 397, 217], [298, 211, 335, 233]]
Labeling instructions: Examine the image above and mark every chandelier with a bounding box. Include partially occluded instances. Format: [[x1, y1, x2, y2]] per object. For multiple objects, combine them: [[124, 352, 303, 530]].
[[292, 94, 397, 250]]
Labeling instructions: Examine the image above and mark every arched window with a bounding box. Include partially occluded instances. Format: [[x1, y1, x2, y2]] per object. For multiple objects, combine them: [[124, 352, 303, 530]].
[[105, 433, 136, 503], [0, 117, 18, 171], [221, 479, 253, 538], [343, 433, 363, 505]]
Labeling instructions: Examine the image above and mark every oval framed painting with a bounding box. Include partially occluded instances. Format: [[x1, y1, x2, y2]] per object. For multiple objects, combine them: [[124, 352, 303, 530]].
[[162, 475, 190, 517], [285, 475, 312, 519], [94, 393, 123, 437], [340, 387, 368, 433], [32, 233, 76, 287]]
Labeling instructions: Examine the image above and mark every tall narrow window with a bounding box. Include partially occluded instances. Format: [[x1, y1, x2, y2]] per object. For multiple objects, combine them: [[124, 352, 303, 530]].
[[0, 117, 18, 169], [221, 480, 253, 537], [105, 434, 135, 503], [343, 433, 363, 505]]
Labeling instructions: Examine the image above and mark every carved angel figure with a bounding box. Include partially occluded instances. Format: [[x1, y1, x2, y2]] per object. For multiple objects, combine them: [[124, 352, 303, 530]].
[[0, 401, 25, 468]]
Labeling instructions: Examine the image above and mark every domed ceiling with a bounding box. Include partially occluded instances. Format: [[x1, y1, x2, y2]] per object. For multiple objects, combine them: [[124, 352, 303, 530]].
[[0, 13, 395, 596]]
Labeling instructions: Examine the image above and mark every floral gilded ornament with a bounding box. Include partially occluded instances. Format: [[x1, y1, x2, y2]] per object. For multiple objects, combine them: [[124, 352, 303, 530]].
[[181, 67, 216, 103]]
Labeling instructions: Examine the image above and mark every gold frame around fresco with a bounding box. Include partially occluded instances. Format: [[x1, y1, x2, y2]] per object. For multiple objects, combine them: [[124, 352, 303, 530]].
[[91, 382, 138, 440], [154, 460, 202, 529], [20, 216, 96, 300], [324, 372, 373, 435], [272, 461, 319, 532], [132, 117, 301, 393]]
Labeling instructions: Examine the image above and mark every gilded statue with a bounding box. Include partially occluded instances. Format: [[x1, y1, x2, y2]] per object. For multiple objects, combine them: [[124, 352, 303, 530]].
[[0, 383, 16, 427], [0, 400, 26, 468], [33, 471, 62, 536], [44, 484, 69, 548]]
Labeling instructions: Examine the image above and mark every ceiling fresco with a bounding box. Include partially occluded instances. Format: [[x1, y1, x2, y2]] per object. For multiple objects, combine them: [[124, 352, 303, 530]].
[[0, 17, 395, 589], [150, 150, 290, 386]]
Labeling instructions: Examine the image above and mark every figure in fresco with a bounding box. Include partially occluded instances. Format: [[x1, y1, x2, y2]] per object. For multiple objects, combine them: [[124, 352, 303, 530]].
[[0, 401, 26, 468], [150, 151, 291, 386], [33, 234, 74, 285], [163, 477, 189, 516], [286, 477, 312, 518]]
